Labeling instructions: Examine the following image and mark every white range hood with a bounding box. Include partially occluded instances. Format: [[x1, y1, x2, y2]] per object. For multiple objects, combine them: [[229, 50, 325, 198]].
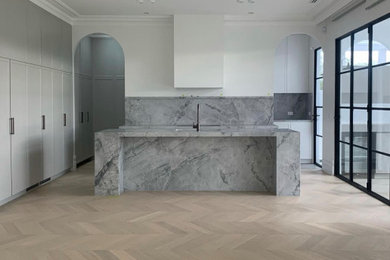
[[174, 15, 224, 89]]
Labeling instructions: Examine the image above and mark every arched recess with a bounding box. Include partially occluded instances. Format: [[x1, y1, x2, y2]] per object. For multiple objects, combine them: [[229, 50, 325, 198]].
[[273, 33, 323, 166], [74, 33, 125, 166]]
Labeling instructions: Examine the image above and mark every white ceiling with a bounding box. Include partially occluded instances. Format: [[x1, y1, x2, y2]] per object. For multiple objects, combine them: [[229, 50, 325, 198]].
[[33, 0, 355, 23]]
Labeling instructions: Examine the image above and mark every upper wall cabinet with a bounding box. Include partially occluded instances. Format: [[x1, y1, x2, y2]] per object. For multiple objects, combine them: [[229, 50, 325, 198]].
[[62, 23, 73, 73], [274, 35, 311, 94], [27, 2, 42, 65], [174, 15, 224, 89], [0, 0, 28, 61], [0, 1, 71, 72]]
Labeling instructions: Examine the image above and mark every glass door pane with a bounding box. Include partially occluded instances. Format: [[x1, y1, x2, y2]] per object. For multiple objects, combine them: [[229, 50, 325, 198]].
[[340, 73, 351, 107], [373, 110, 390, 154], [353, 29, 369, 68], [353, 146, 368, 187], [372, 152, 390, 200], [373, 18, 390, 66], [340, 143, 350, 178], [373, 65, 390, 108], [353, 69, 368, 108], [340, 37, 352, 72], [316, 78, 323, 107]]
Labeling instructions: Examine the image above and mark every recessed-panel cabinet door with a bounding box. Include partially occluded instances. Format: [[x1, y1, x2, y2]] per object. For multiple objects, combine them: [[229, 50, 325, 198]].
[[53, 71, 65, 174], [42, 69, 54, 179], [26, 2, 42, 65], [27, 65, 43, 186], [0, 0, 27, 62], [63, 72, 74, 170], [11, 61, 29, 194], [0, 58, 11, 201], [86, 77, 94, 158]]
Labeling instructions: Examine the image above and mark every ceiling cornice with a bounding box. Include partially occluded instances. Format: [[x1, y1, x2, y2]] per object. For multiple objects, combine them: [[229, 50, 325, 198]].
[[313, 0, 355, 24], [30, 0, 361, 26], [73, 15, 173, 25], [30, 0, 78, 24]]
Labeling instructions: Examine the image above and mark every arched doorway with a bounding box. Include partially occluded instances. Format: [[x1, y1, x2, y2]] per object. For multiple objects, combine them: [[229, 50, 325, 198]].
[[273, 34, 323, 166], [74, 33, 125, 166]]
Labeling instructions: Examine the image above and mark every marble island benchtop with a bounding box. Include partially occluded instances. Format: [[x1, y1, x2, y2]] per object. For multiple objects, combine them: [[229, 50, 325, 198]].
[[95, 126, 300, 197]]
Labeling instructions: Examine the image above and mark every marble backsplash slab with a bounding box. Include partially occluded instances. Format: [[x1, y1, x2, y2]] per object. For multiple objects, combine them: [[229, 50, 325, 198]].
[[274, 93, 312, 121], [125, 97, 274, 126]]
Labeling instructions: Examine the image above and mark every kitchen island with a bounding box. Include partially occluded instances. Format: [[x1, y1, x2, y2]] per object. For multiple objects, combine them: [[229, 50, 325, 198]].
[[95, 126, 300, 197]]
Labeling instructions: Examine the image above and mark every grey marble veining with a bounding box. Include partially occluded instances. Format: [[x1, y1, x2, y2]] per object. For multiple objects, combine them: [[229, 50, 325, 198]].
[[122, 137, 276, 192], [125, 97, 274, 127], [95, 128, 300, 196], [274, 93, 312, 121]]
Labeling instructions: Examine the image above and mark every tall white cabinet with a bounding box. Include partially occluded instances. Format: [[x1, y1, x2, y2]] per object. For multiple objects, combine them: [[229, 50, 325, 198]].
[[0, 58, 11, 201], [41, 69, 55, 179], [10, 62, 29, 194], [63, 73, 74, 170], [0, 0, 73, 205]]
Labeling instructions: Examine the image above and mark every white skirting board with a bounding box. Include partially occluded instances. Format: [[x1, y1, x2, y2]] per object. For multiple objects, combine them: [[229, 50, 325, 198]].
[[0, 168, 71, 207]]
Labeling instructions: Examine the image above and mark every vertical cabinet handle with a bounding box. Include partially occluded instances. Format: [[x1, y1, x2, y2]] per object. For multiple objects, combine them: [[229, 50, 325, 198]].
[[81, 112, 84, 123], [87, 112, 89, 122], [9, 118, 15, 135], [42, 115, 46, 130], [64, 113, 67, 127]]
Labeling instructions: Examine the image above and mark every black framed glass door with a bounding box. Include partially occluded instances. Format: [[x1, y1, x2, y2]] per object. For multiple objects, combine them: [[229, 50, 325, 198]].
[[335, 13, 390, 205], [314, 48, 324, 167]]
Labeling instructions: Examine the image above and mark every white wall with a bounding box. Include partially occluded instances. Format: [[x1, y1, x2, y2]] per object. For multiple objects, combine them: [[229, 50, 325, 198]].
[[73, 20, 321, 97], [319, 0, 390, 175]]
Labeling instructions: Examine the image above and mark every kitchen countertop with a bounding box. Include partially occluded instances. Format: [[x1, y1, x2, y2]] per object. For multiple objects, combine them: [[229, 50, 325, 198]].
[[96, 125, 296, 138]]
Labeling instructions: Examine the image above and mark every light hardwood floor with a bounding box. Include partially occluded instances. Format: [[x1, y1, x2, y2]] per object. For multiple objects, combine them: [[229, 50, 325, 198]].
[[1, 163, 390, 260]]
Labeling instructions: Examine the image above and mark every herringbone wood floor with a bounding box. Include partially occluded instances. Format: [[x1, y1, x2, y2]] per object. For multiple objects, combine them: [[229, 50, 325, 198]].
[[1, 163, 390, 260]]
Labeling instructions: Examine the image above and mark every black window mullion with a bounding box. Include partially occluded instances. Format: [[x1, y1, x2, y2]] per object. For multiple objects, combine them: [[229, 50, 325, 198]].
[[335, 12, 390, 206], [350, 34, 354, 182], [314, 48, 318, 165], [335, 39, 341, 177], [367, 25, 373, 191], [314, 48, 323, 167]]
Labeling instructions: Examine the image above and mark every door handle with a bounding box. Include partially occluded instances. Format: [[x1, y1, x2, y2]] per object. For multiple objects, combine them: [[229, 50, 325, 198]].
[[9, 118, 15, 135], [87, 112, 89, 122], [42, 115, 46, 130], [81, 112, 84, 123], [64, 113, 67, 127]]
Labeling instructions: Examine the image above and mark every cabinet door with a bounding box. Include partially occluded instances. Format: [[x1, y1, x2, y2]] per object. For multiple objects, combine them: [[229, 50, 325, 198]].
[[63, 72, 73, 170], [11, 61, 29, 194], [85, 77, 94, 158], [290, 121, 313, 161], [27, 65, 43, 186], [42, 69, 54, 179], [0, 58, 11, 201], [53, 71, 65, 174]]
